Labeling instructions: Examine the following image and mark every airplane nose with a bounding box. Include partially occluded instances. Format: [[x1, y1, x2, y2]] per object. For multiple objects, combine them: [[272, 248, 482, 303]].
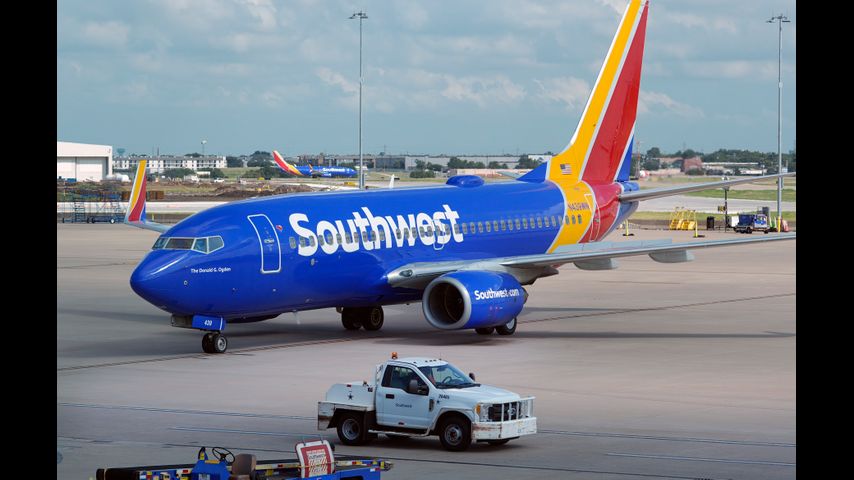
[[130, 253, 185, 310]]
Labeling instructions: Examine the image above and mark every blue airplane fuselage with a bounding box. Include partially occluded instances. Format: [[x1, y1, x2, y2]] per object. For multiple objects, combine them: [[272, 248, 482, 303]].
[[130, 175, 639, 319], [296, 166, 357, 178]]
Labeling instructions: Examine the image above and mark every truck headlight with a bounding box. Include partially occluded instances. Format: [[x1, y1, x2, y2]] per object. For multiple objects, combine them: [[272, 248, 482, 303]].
[[475, 403, 490, 422]]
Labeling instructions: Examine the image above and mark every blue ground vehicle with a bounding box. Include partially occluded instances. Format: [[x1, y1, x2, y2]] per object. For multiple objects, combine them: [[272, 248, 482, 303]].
[[96, 444, 393, 480], [733, 214, 770, 234]]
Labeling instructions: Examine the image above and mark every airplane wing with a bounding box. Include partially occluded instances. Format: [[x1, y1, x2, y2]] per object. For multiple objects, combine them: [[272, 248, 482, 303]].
[[620, 172, 795, 202], [386, 233, 795, 289], [124, 160, 171, 234]]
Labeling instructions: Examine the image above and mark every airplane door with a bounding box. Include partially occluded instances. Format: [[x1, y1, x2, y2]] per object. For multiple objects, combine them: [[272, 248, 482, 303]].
[[584, 193, 601, 240], [247, 214, 281, 274], [432, 220, 447, 251]]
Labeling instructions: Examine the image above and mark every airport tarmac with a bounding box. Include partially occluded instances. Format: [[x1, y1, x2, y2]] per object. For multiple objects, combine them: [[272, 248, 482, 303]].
[[57, 224, 795, 479]]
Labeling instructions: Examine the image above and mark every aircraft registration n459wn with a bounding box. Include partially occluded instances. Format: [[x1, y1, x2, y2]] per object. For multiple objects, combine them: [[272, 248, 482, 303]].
[[124, 0, 795, 354]]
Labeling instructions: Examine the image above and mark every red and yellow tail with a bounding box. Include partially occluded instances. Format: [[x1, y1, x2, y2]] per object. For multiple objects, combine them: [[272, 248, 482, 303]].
[[125, 160, 147, 223], [547, 0, 648, 187], [273, 150, 304, 176]]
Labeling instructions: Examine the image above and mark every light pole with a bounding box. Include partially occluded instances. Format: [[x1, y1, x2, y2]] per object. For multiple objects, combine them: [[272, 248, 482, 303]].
[[201, 139, 207, 157], [767, 14, 790, 231], [350, 11, 368, 189]]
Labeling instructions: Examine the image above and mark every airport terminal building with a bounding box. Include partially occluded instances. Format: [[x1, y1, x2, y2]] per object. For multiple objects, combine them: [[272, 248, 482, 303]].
[[57, 141, 113, 182]]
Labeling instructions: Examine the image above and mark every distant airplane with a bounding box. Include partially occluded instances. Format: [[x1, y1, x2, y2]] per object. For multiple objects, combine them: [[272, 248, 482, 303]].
[[125, 0, 794, 354], [273, 151, 357, 178]]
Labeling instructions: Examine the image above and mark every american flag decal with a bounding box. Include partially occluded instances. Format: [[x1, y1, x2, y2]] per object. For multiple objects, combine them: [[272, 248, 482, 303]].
[[560, 163, 572, 175]]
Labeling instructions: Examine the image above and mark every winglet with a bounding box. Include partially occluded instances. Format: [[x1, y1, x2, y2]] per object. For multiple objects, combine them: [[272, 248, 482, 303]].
[[125, 159, 148, 223], [273, 150, 304, 176]]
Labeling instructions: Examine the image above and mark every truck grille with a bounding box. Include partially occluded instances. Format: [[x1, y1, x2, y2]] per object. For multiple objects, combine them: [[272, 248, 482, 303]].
[[485, 398, 533, 422]]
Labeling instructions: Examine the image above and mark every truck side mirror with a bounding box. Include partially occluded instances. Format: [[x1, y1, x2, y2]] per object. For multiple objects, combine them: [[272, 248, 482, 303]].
[[468, 373, 476, 381]]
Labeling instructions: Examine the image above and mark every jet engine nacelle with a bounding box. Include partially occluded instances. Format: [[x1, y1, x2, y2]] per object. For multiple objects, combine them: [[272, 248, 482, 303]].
[[422, 271, 525, 330]]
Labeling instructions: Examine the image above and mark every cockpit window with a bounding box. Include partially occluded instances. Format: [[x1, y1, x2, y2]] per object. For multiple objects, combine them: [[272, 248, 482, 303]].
[[192, 238, 208, 253], [165, 238, 195, 249], [208, 236, 224, 253], [152, 235, 225, 254]]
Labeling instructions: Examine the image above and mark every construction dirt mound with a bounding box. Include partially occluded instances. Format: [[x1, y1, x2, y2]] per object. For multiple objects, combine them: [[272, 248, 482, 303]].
[[211, 184, 319, 198]]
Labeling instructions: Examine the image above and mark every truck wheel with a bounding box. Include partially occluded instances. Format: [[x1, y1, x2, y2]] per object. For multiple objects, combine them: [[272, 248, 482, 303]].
[[475, 327, 494, 335], [487, 439, 510, 446], [496, 317, 517, 335], [337, 412, 368, 445], [746, 227, 752, 234], [362, 307, 384, 331], [438, 415, 472, 451]]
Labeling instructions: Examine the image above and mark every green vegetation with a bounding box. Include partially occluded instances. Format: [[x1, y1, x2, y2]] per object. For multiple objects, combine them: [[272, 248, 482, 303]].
[[163, 168, 196, 179], [226, 156, 243, 168], [410, 169, 436, 178], [684, 188, 796, 202], [516, 154, 542, 169]]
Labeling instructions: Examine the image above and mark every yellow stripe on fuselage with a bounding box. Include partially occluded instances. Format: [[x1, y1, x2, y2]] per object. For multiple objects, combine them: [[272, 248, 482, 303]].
[[548, 181, 596, 252], [547, 0, 642, 187]]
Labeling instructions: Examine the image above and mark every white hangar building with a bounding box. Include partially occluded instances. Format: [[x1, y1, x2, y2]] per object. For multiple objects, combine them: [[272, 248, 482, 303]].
[[57, 141, 113, 182]]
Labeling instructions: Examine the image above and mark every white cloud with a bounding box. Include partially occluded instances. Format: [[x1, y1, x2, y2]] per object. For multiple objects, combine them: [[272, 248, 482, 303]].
[[241, 0, 278, 31], [535, 77, 591, 110], [394, 0, 428, 29], [596, 0, 625, 14], [638, 91, 704, 118], [316, 67, 358, 96], [82, 21, 130, 48], [661, 11, 737, 34], [441, 76, 526, 107], [682, 60, 789, 81]]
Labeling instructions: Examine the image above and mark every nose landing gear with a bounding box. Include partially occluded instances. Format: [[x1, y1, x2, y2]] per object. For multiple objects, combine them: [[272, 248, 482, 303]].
[[202, 332, 228, 354]]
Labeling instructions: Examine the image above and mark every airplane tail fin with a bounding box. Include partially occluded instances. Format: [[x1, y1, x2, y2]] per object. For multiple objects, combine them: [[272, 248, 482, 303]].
[[125, 160, 148, 223], [273, 150, 304, 176], [546, 0, 648, 186]]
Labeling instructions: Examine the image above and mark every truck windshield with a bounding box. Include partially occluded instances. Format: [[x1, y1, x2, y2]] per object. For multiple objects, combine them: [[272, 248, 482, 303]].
[[419, 364, 477, 389]]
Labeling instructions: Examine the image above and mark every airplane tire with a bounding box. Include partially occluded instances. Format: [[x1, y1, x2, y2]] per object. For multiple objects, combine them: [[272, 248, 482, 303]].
[[362, 307, 384, 331], [475, 327, 494, 335], [341, 309, 362, 330], [202, 333, 214, 353], [211, 333, 228, 353], [496, 317, 517, 336]]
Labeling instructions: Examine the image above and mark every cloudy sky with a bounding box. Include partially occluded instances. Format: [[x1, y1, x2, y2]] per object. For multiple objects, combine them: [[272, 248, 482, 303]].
[[57, 0, 796, 157]]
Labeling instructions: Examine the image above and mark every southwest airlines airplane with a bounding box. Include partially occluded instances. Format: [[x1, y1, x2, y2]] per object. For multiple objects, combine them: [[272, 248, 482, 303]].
[[125, 0, 795, 354], [273, 151, 357, 178]]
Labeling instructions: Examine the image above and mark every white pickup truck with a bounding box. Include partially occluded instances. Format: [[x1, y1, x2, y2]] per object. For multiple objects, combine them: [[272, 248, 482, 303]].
[[318, 355, 536, 451]]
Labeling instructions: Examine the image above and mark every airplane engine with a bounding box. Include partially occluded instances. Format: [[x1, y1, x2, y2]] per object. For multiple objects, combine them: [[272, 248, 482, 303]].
[[422, 271, 525, 330]]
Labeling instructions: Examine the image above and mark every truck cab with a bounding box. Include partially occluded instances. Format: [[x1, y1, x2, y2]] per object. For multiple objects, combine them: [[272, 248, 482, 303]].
[[318, 355, 536, 451]]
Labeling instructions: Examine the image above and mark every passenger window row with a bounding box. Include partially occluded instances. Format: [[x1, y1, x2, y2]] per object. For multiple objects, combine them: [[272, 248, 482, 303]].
[[285, 213, 584, 250]]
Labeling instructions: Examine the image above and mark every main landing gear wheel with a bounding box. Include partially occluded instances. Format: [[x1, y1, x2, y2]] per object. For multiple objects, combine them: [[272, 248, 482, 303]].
[[202, 332, 228, 353], [496, 317, 517, 336], [341, 308, 362, 330], [362, 306, 384, 331], [475, 327, 495, 335], [340, 307, 384, 331]]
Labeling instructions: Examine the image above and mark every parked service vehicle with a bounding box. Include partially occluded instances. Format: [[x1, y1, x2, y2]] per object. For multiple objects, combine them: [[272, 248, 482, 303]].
[[734, 213, 770, 234], [318, 354, 536, 451]]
